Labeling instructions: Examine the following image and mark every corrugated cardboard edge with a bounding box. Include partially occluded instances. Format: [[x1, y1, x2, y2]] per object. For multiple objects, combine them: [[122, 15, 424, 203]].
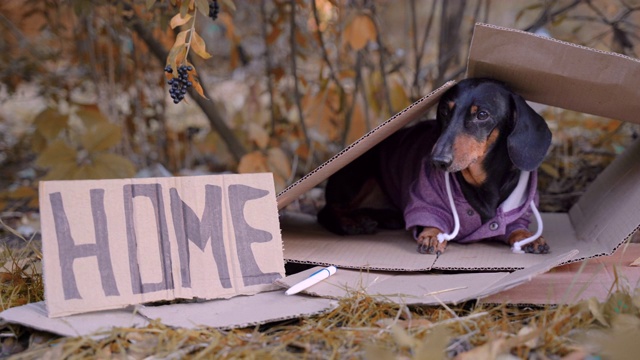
[[280, 212, 437, 271], [137, 291, 337, 330], [276, 81, 456, 210], [276, 249, 577, 306], [0, 302, 148, 338], [0, 292, 337, 336]]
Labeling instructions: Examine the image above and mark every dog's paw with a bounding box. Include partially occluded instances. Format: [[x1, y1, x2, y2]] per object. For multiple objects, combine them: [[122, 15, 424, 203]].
[[508, 229, 550, 254], [417, 227, 447, 255], [340, 216, 378, 235]]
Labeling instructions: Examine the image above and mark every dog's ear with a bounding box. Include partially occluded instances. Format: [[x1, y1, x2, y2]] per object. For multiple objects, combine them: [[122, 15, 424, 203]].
[[507, 94, 552, 171]]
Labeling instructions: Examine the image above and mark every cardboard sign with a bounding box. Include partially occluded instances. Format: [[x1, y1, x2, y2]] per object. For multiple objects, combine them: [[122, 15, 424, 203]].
[[39, 173, 285, 318]]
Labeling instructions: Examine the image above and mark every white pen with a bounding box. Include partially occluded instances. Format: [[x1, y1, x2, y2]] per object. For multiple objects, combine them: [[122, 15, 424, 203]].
[[285, 266, 337, 296]]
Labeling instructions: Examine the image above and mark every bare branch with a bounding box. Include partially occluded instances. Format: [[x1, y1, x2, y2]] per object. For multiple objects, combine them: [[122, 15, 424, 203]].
[[288, 0, 311, 152]]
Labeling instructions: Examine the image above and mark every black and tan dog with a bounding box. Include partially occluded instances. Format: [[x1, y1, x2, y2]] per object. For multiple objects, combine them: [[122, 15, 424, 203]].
[[318, 78, 552, 255]]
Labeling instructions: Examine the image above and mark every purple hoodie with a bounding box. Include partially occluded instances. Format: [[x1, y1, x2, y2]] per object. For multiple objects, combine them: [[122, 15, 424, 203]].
[[378, 120, 536, 243]]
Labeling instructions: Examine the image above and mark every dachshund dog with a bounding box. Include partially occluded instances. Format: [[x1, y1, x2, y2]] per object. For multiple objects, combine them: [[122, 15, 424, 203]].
[[317, 78, 552, 255]]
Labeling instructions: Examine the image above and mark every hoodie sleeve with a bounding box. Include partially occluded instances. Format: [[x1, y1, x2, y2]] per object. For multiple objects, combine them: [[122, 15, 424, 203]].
[[403, 159, 454, 239]]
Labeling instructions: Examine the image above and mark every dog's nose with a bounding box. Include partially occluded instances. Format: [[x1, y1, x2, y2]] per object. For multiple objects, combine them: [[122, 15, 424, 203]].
[[432, 155, 452, 171]]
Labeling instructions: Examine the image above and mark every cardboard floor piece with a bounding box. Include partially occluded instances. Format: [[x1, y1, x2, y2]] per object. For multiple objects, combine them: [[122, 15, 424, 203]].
[[479, 244, 640, 305], [276, 250, 578, 305], [0, 291, 336, 336], [138, 291, 336, 329], [0, 302, 148, 338]]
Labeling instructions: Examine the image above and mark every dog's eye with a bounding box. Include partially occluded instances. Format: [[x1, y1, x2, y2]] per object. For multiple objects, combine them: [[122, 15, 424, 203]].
[[476, 110, 489, 120]]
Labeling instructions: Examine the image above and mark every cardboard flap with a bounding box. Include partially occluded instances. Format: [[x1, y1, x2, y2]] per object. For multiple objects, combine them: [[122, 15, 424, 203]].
[[0, 302, 148, 338], [476, 249, 579, 299], [276, 266, 510, 305], [137, 291, 336, 330], [467, 23, 640, 124], [276, 82, 456, 210], [569, 139, 640, 257]]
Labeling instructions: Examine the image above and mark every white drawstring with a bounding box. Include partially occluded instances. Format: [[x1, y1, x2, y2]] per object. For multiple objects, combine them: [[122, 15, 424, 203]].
[[436, 171, 544, 254], [437, 172, 460, 243], [510, 200, 543, 254]]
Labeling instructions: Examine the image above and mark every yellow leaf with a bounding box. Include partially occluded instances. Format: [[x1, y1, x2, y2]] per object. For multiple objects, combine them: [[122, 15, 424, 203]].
[[167, 30, 189, 71], [390, 79, 410, 113], [31, 132, 47, 152], [195, 0, 209, 17], [42, 162, 79, 181], [219, 0, 236, 12], [179, 0, 190, 18], [35, 140, 76, 169], [170, 13, 192, 29], [191, 30, 212, 59], [33, 108, 69, 140], [6, 186, 37, 200], [238, 151, 269, 174], [248, 123, 269, 149], [539, 163, 559, 178], [267, 147, 291, 192], [76, 105, 108, 128], [343, 14, 377, 50], [81, 122, 122, 153], [89, 153, 136, 179], [267, 26, 282, 45]]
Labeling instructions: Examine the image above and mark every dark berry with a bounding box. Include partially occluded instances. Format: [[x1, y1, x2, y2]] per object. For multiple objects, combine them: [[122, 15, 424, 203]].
[[164, 65, 173, 73], [187, 66, 193, 71], [168, 79, 174, 85], [173, 98, 180, 104], [208, 0, 219, 20], [187, 81, 192, 87]]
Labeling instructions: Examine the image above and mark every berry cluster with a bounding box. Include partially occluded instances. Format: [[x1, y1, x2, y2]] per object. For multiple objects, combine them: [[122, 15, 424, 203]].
[[165, 65, 193, 104], [208, 0, 219, 20]]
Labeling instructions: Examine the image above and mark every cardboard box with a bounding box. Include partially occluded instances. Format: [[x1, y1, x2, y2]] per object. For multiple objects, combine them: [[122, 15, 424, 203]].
[[276, 23, 640, 303]]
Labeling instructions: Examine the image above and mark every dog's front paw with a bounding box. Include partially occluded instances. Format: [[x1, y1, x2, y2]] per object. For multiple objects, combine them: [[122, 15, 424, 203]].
[[417, 227, 447, 255], [508, 229, 549, 254]]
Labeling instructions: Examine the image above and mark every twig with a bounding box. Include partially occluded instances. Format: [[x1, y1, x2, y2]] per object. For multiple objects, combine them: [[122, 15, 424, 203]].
[[370, 6, 394, 115], [410, 0, 437, 99], [341, 52, 363, 148], [260, 0, 277, 135], [311, 0, 344, 94], [288, 0, 312, 152], [523, 0, 583, 32]]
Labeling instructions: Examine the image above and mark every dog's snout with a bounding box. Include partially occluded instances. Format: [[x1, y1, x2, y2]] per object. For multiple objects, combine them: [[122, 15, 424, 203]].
[[432, 155, 452, 171]]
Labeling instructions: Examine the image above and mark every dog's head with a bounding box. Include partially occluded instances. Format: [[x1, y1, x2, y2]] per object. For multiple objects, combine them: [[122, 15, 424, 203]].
[[431, 78, 551, 173]]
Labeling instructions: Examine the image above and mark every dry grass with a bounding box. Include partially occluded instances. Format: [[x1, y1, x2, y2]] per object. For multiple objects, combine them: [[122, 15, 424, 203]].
[[0, 236, 638, 359]]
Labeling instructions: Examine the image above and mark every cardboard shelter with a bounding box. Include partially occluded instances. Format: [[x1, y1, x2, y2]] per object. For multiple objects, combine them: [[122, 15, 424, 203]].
[[2, 23, 640, 336], [275, 23, 640, 303]]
